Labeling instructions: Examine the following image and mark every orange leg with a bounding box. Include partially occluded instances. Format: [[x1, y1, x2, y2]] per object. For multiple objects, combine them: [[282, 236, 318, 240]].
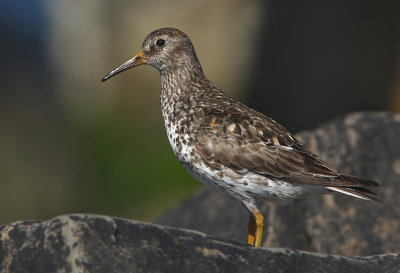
[[243, 201, 264, 247], [252, 209, 264, 247], [247, 215, 256, 246]]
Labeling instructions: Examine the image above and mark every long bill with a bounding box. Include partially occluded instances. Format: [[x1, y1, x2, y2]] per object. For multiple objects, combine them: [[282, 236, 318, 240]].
[[101, 50, 145, 82]]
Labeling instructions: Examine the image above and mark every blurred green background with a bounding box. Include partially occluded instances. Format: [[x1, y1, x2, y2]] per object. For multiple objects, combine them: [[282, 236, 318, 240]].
[[1, 0, 399, 225]]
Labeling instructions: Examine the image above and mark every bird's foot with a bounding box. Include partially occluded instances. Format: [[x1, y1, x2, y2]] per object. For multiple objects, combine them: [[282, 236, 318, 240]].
[[247, 209, 264, 247]]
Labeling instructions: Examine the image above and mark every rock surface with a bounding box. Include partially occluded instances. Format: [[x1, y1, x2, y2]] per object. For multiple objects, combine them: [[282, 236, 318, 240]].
[[157, 112, 400, 256], [1, 214, 399, 273]]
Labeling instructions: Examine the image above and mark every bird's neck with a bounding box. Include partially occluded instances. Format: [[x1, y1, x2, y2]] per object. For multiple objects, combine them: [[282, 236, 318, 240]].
[[160, 62, 210, 102], [159, 63, 214, 122]]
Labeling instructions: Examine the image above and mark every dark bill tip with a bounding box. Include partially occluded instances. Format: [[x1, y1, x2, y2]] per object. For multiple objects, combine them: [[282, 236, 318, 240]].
[[101, 74, 112, 82], [100, 51, 145, 83]]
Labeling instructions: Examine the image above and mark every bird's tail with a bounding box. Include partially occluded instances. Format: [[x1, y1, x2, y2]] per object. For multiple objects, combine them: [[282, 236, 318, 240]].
[[327, 174, 381, 202], [326, 186, 381, 201]]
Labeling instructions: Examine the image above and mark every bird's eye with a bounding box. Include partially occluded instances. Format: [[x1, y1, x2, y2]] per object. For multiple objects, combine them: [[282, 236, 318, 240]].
[[156, 39, 166, 47]]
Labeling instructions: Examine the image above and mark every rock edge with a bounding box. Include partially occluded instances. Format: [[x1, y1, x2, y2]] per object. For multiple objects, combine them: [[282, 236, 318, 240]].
[[1, 214, 399, 273]]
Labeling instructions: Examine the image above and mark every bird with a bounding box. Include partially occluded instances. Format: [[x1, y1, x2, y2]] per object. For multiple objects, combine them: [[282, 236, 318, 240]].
[[101, 27, 380, 247]]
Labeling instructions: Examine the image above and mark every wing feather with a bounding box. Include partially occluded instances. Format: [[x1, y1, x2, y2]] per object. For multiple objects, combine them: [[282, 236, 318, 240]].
[[193, 102, 378, 188]]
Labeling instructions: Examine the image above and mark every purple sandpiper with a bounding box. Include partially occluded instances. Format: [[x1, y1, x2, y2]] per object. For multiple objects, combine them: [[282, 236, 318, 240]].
[[101, 28, 379, 247]]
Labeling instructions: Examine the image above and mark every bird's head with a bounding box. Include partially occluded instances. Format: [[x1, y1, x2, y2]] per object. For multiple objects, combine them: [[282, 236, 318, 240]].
[[101, 28, 201, 82]]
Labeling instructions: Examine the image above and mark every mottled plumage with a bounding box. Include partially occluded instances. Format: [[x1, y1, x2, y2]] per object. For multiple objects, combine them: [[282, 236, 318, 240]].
[[102, 28, 379, 247]]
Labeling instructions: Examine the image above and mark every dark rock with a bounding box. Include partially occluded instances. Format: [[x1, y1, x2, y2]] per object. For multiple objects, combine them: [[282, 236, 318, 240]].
[[157, 112, 400, 256], [1, 214, 399, 273]]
